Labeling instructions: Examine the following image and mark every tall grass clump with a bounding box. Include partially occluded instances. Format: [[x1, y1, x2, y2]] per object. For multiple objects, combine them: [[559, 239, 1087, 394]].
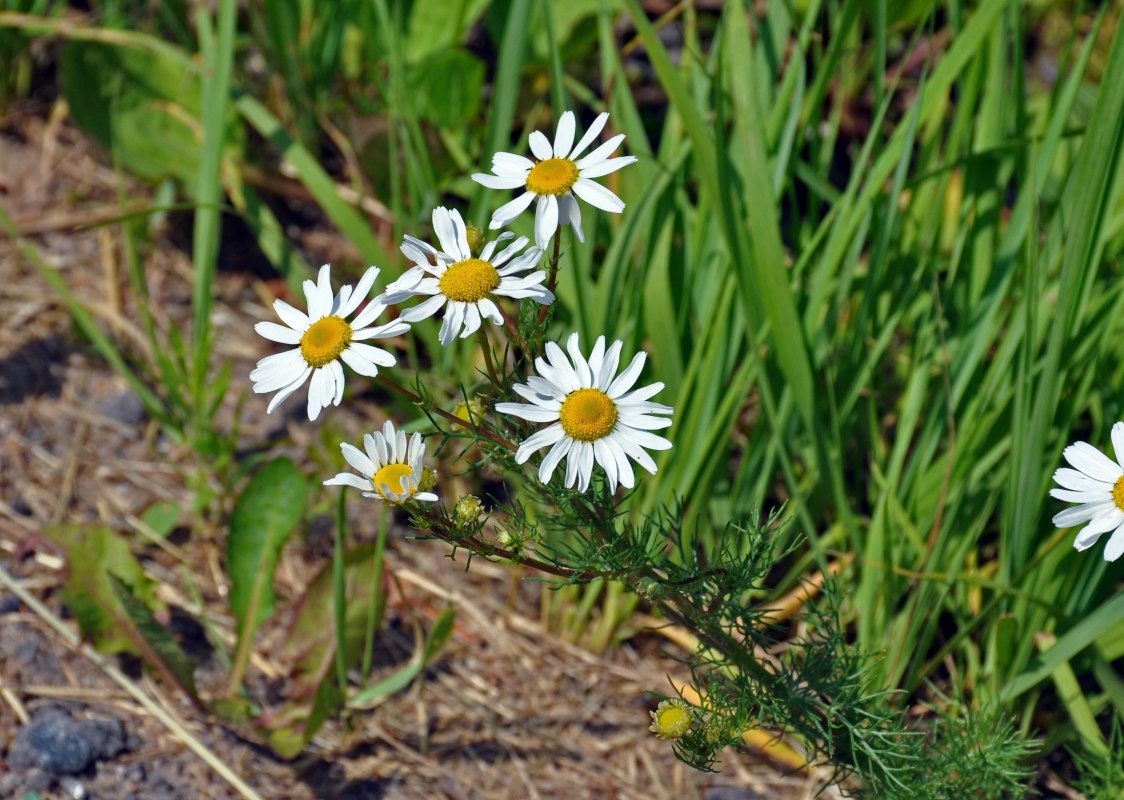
[[3, 0, 1124, 794]]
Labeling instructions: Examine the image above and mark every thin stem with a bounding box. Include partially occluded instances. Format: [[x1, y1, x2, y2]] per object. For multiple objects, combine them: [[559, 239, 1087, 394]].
[[476, 328, 502, 388], [332, 490, 348, 695], [375, 373, 519, 451], [362, 503, 390, 677], [538, 234, 563, 330]]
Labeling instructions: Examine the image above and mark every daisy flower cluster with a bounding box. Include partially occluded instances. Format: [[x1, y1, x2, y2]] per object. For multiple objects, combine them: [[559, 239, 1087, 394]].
[[249, 108, 670, 506]]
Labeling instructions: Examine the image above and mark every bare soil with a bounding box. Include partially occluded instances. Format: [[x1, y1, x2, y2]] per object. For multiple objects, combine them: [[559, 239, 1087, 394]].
[[0, 109, 835, 799]]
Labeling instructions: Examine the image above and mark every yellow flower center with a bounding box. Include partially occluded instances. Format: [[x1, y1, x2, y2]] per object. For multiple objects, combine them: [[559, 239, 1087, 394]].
[[653, 704, 691, 739], [1113, 475, 1124, 512], [559, 388, 618, 442], [439, 258, 501, 303], [300, 315, 352, 368], [525, 157, 579, 196], [371, 463, 415, 500]]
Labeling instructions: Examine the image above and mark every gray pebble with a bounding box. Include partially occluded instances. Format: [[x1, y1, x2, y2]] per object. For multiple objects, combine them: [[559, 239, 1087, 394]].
[[60, 775, 88, 799], [8, 707, 128, 775], [99, 389, 148, 425]]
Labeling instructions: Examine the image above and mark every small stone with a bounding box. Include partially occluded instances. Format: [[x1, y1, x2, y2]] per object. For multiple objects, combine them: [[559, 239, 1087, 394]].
[[8, 708, 128, 775], [99, 389, 147, 425], [0, 592, 21, 614]]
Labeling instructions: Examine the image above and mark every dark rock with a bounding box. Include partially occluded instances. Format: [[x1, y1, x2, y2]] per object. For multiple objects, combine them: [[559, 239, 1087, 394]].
[[0, 591, 20, 614], [8, 707, 128, 775], [11, 498, 31, 516], [99, 389, 148, 425]]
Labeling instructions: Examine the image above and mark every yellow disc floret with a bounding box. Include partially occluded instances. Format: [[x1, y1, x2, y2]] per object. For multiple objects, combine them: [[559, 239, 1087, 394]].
[[371, 462, 415, 500], [525, 157, 580, 196], [559, 388, 618, 442], [439, 258, 501, 303], [1113, 475, 1124, 512], [300, 315, 352, 368], [650, 699, 692, 740]]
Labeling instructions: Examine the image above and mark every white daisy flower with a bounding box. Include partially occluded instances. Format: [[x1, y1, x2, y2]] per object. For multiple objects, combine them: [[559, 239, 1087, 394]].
[[381, 206, 553, 347], [471, 110, 637, 249], [250, 264, 409, 421], [323, 420, 438, 504], [495, 332, 673, 493], [1051, 421, 1124, 561]]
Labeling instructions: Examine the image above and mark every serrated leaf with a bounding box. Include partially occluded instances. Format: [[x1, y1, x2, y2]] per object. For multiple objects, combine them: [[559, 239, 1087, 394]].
[[228, 458, 306, 643]]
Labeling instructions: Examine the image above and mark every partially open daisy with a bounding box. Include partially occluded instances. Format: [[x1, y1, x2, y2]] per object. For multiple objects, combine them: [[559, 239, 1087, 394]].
[[381, 207, 552, 347], [649, 698, 692, 740], [1052, 422, 1124, 561], [495, 333, 673, 493], [471, 110, 636, 249], [251, 264, 410, 421], [323, 420, 438, 505]]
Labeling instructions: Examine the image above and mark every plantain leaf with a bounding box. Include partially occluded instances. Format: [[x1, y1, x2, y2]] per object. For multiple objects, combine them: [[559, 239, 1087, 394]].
[[227, 458, 306, 645], [109, 575, 199, 702]]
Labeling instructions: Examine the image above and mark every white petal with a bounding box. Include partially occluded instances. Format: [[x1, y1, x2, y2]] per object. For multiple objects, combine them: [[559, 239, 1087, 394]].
[[265, 368, 311, 413], [553, 111, 575, 157], [1049, 487, 1111, 504], [594, 438, 618, 493], [438, 302, 465, 347], [473, 172, 528, 190], [567, 333, 592, 387], [572, 177, 625, 213], [273, 299, 311, 332], [1103, 522, 1124, 561], [619, 413, 674, 431], [400, 294, 448, 323], [576, 133, 626, 168], [578, 155, 637, 179], [350, 297, 388, 330], [1063, 441, 1123, 483], [1112, 422, 1124, 470], [568, 111, 608, 160], [490, 191, 536, 229], [529, 130, 553, 161], [543, 339, 582, 392], [330, 359, 346, 406], [617, 427, 672, 451], [564, 444, 581, 488], [1052, 467, 1112, 493], [477, 298, 504, 326], [492, 151, 535, 173], [577, 442, 595, 493], [432, 207, 462, 260], [539, 437, 572, 483], [310, 264, 333, 319], [353, 318, 410, 341], [255, 321, 302, 345], [1053, 501, 1114, 528], [496, 401, 550, 422], [519, 424, 567, 454], [460, 304, 482, 338], [491, 236, 533, 268], [306, 368, 328, 421], [559, 194, 583, 242], [323, 473, 372, 491], [586, 336, 606, 382], [341, 442, 375, 476], [534, 195, 559, 250], [607, 351, 647, 397], [339, 347, 381, 377], [607, 440, 635, 489], [339, 266, 379, 318], [348, 342, 397, 368], [613, 432, 658, 474]]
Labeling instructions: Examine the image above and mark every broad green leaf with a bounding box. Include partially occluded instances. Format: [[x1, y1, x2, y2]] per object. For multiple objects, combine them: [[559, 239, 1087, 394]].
[[47, 524, 161, 655], [140, 501, 180, 539], [407, 48, 486, 130], [227, 458, 306, 641], [404, 0, 490, 63], [60, 40, 203, 183]]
